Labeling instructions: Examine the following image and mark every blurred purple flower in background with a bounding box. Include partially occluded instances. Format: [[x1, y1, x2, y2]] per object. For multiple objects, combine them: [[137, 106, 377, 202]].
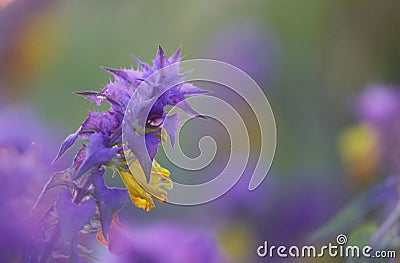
[[0, 105, 59, 160], [185, 158, 345, 262], [100, 215, 227, 263], [356, 84, 400, 174], [204, 173, 278, 263], [227, 175, 344, 261], [347, 84, 400, 248], [323, 83, 400, 253], [203, 23, 279, 86], [0, 105, 60, 262], [265, 176, 345, 245], [340, 84, 400, 183], [202, 163, 279, 223], [356, 84, 400, 126]]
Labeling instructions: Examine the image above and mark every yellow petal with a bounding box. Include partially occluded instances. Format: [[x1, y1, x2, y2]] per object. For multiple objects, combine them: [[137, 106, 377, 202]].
[[118, 169, 155, 211], [117, 150, 173, 210], [125, 158, 173, 203]]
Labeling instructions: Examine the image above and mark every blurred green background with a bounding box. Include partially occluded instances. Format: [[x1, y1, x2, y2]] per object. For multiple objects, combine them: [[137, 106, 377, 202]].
[[3, 0, 399, 176]]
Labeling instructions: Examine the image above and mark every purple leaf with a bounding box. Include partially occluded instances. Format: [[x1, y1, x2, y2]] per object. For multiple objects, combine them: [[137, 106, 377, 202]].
[[123, 124, 153, 182], [154, 45, 171, 70], [180, 83, 209, 96], [56, 190, 95, 242], [163, 114, 180, 147], [169, 45, 182, 64], [74, 133, 120, 179], [101, 67, 132, 83], [53, 127, 81, 163], [92, 170, 129, 241], [74, 91, 104, 105], [131, 55, 153, 73]]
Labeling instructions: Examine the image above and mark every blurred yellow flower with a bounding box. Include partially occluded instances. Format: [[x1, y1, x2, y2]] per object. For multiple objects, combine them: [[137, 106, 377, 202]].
[[218, 222, 254, 263], [338, 123, 380, 182]]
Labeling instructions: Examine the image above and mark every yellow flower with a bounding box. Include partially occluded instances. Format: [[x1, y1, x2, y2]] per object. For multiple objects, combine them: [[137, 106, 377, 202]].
[[118, 155, 173, 211], [338, 123, 379, 182]]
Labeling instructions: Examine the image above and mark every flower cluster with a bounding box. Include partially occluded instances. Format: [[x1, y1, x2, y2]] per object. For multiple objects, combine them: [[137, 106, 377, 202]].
[[355, 85, 400, 174], [317, 84, 400, 251], [339, 84, 400, 182], [34, 46, 207, 261]]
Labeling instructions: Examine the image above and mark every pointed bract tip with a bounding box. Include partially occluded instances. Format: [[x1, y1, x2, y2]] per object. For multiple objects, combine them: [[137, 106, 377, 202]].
[[169, 46, 182, 64], [100, 66, 118, 74], [130, 55, 153, 72], [73, 91, 99, 96], [130, 54, 142, 65], [154, 45, 171, 69]]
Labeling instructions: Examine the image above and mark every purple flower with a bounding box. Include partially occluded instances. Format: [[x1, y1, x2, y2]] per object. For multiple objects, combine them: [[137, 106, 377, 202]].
[[0, 105, 59, 161], [0, 106, 112, 262], [207, 170, 279, 220], [100, 216, 227, 263], [356, 84, 400, 125], [0, 105, 63, 262], [329, 84, 400, 251], [52, 46, 205, 214], [264, 175, 346, 245], [0, 144, 46, 262], [353, 84, 400, 174], [30, 46, 206, 261]]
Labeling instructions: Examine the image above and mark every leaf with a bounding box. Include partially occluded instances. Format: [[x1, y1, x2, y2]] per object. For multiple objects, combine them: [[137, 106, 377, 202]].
[[154, 45, 171, 70], [74, 91, 104, 105], [53, 127, 81, 163], [123, 123, 153, 181], [30, 170, 75, 214], [74, 133, 121, 179], [131, 55, 153, 73], [56, 190, 96, 242], [101, 67, 132, 83], [163, 113, 180, 147], [92, 170, 129, 240], [348, 222, 377, 247], [176, 100, 206, 119], [180, 83, 209, 96], [54, 190, 96, 262], [168, 45, 182, 64]]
